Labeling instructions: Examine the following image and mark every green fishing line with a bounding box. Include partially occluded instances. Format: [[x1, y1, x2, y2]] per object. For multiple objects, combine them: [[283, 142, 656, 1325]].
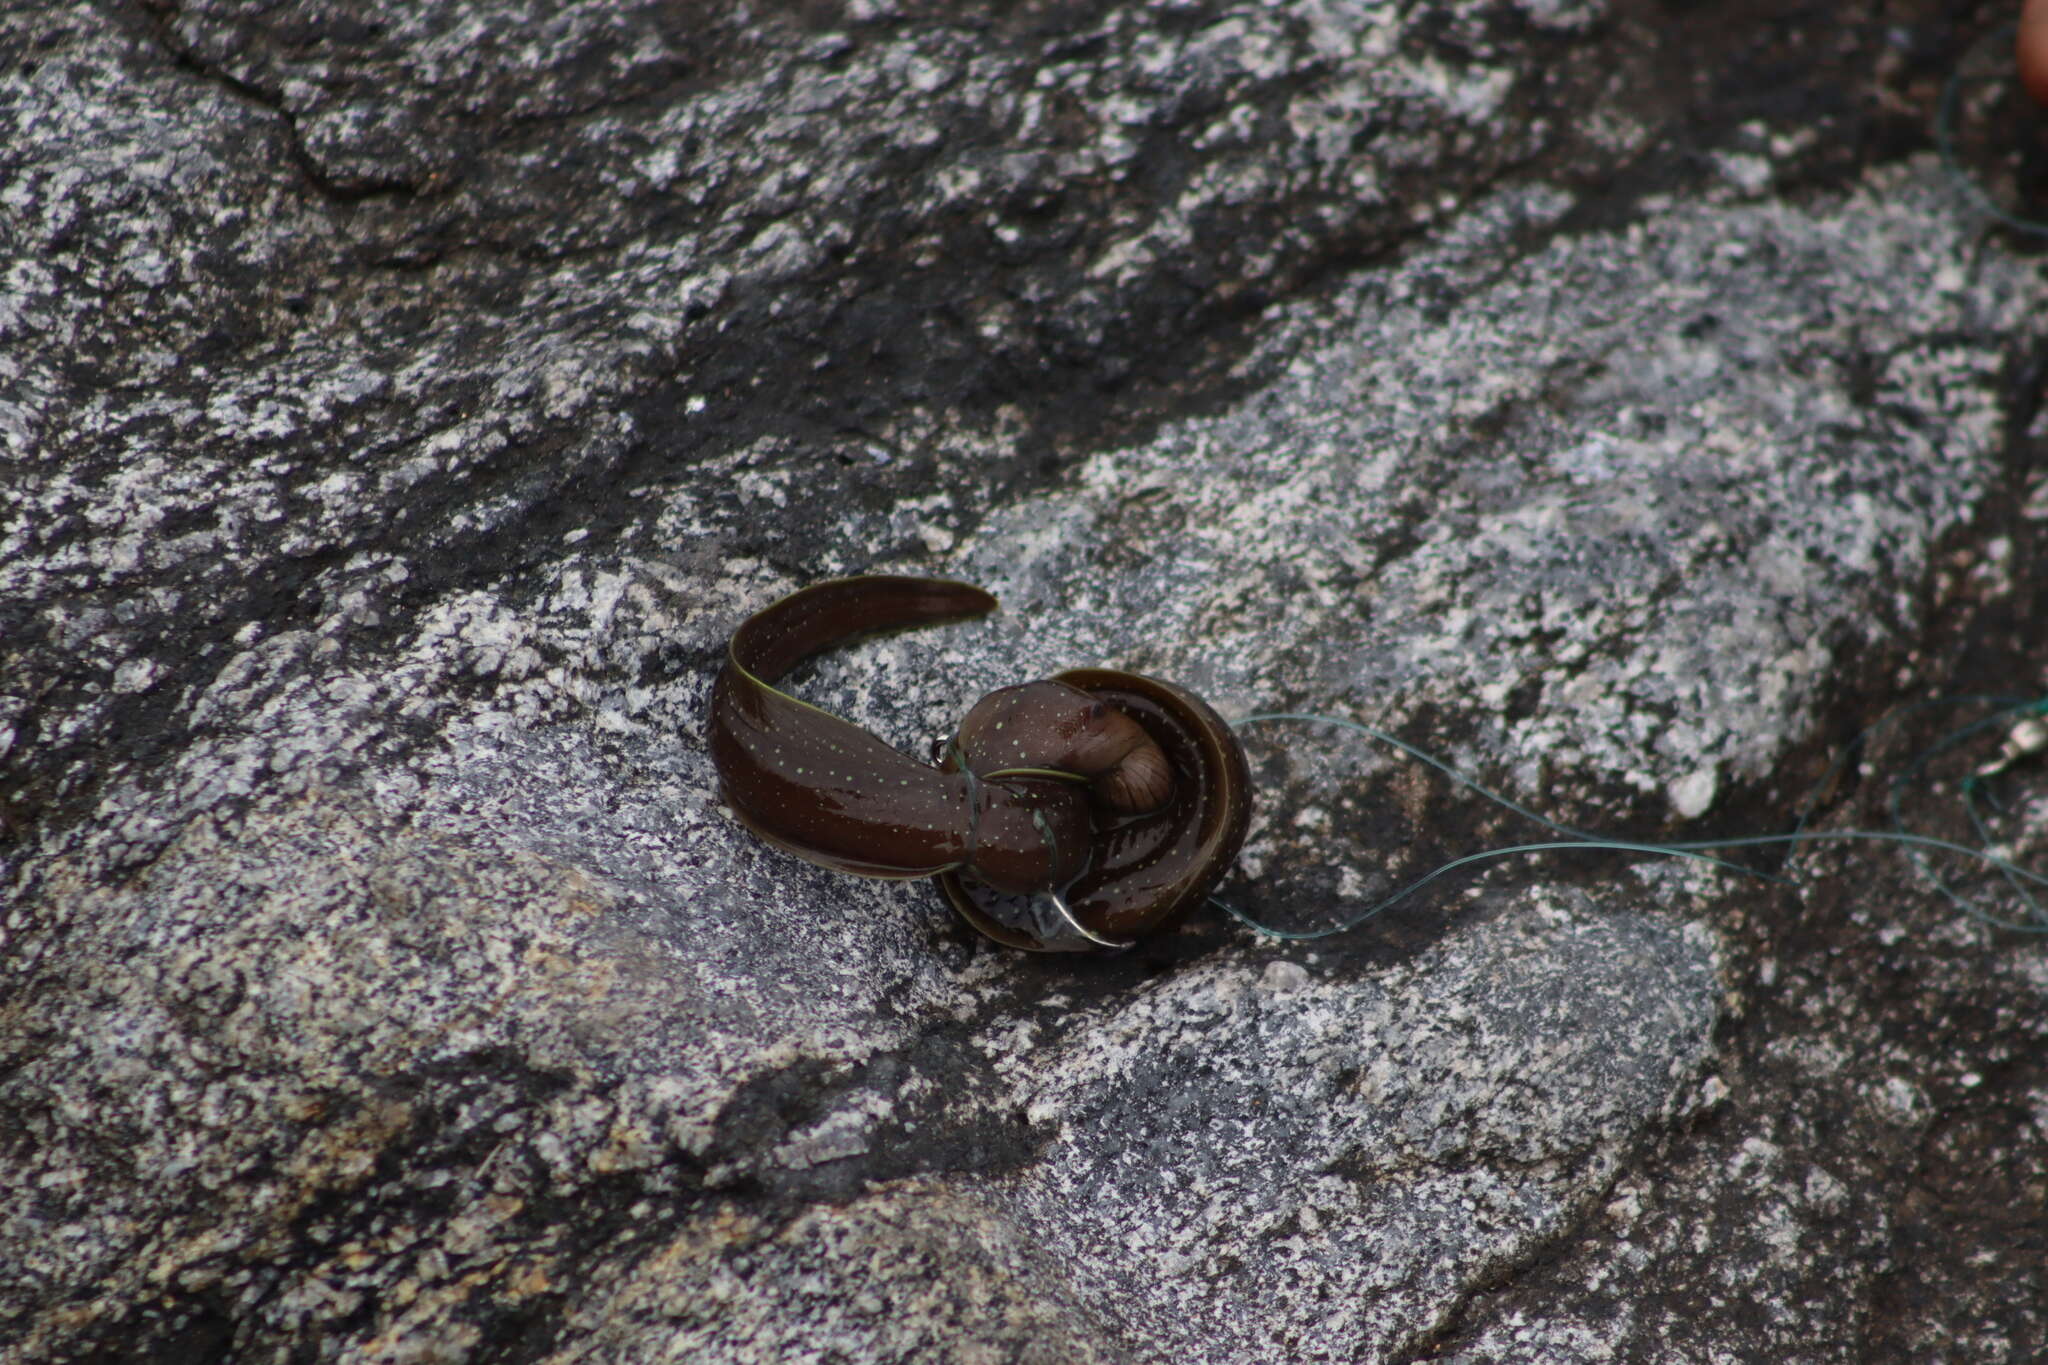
[[1214, 701, 2048, 940], [1936, 22, 2048, 238]]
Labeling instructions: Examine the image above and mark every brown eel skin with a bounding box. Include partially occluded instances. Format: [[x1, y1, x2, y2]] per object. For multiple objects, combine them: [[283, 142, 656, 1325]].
[[708, 575, 1252, 951]]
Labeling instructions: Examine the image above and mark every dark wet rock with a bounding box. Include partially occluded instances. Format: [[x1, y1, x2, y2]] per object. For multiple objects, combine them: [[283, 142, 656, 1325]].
[[4, 2, 2046, 1362]]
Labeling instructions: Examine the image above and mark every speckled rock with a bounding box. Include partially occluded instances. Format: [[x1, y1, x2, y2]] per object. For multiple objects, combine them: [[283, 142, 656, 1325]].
[[4, 2, 2047, 1363]]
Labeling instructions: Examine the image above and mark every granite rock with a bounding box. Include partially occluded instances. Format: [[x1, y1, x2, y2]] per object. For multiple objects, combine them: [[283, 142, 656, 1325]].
[[4, 2, 2045, 1362]]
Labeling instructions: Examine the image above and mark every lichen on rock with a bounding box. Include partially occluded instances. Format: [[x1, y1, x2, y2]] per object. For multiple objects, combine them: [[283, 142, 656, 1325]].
[[4, 2, 2046, 1362]]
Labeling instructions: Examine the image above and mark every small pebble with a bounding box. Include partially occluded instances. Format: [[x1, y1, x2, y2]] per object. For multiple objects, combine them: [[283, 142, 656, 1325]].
[[1261, 960, 1309, 992]]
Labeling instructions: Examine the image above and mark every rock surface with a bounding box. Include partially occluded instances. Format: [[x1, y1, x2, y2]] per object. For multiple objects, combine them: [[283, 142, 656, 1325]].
[[5, 2, 2046, 1362]]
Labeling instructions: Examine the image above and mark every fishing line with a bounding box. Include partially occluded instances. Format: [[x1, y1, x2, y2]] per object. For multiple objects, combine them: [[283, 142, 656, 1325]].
[[1935, 22, 2048, 238], [1211, 700, 2048, 940], [1891, 698, 2048, 931], [1963, 779, 2047, 924]]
